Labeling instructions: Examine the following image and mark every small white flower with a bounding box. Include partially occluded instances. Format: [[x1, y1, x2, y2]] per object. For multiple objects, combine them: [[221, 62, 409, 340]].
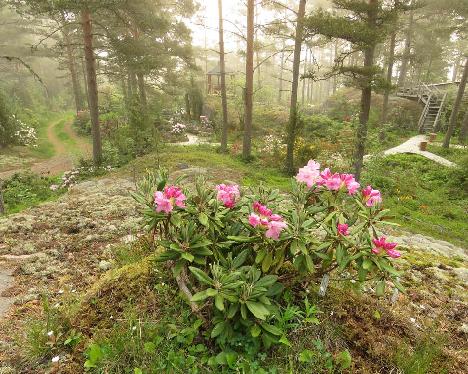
[[47, 331, 54, 337], [52, 356, 60, 363]]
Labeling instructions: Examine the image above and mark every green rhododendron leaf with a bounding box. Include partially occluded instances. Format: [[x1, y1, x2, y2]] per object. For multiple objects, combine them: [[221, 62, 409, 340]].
[[215, 294, 224, 311], [255, 249, 266, 264], [227, 303, 239, 319], [256, 275, 278, 288], [279, 335, 291, 346], [191, 290, 211, 302], [246, 301, 269, 320], [392, 278, 406, 293], [198, 212, 209, 226], [262, 252, 273, 272], [211, 321, 225, 338], [189, 267, 214, 285], [250, 324, 261, 337], [181, 252, 194, 262], [232, 249, 249, 268], [260, 323, 282, 336], [206, 288, 218, 297], [227, 235, 256, 243]]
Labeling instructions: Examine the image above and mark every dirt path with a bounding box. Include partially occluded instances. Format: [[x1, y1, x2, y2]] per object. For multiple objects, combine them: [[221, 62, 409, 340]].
[[63, 119, 92, 155], [0, 117, 90, 180]]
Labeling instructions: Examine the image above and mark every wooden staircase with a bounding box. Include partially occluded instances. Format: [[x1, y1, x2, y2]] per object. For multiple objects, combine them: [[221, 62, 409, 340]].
[[397, 83, 447, 133]]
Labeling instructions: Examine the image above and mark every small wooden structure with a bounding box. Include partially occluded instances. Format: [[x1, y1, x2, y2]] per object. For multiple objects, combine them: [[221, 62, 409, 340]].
[[206, 64, 235, 94]]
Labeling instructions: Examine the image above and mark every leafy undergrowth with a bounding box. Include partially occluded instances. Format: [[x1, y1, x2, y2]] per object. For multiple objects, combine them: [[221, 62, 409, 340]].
[[426, 144, 467, 164], [362, 154, 467, 247], [2, 172, 64, 214], [20, 240, 464, 374]]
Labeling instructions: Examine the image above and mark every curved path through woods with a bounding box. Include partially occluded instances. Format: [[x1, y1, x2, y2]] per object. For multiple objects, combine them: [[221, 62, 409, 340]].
[[366, 135, 457, 167], [0, 116, 91, 180]]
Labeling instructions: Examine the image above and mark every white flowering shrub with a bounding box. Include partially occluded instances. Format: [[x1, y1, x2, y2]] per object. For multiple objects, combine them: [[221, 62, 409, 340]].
[[12, 115, 38, 147]]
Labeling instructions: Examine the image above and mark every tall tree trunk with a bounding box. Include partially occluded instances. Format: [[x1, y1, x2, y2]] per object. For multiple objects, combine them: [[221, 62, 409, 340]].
[[218, 0, 229, 152], [382, 31, 396, 124], [333, 43, 338, 94], [458, 109, 468, 144], [278, 42, 285, 104], [255, 1, 261, 89], [398, 7, 413, 87], [81, 57, 89, 108], [63, 26, 84, 113], [285, 0, 307, 175], [354, 0, 377, 181], [81, 8, 102, 165], [136, 72, 147, 107], [242, 0, 255, 160], [443, 57, 468, 148], [301, 48, 307, 105], [0, 179, 4, 215], [452, 53, 461, 82]]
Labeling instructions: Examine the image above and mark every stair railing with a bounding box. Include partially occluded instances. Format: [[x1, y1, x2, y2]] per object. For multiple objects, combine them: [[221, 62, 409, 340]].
[[418, 92, 432, 133], [433, 92, 447, 132]]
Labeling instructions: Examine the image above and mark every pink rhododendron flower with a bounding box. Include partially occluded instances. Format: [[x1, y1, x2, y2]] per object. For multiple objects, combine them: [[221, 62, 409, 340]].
[[154, 185, 186, 213], [296, 160, 321, 188], [265, 220, 288, 240], [372, 236, 400, 258], [362, 186, 382, 207], [248, 213, 261, 227], [248, 202, 287, 239], [316, 168, 332, 186], [340, 174, 360, 195], [325, 173, 342, 191], [337, 223, 349, 236], [216, 184, 240, 208], [253, 201, 272, 218]]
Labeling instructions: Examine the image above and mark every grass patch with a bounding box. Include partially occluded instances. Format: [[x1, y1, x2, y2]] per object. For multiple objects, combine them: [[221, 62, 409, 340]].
[[394, 332, 448, 374], [426, 144, 467, 163], [2, 172, 64, 214], [362, 154, 468, 247], [120, 144, 292, 190]]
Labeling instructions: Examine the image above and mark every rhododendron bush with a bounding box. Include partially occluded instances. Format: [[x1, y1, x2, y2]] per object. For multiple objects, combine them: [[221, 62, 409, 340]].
[[133, 161, 403, 349]]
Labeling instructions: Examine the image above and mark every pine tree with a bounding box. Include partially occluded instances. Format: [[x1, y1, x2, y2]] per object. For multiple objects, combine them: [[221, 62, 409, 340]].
[[304, 0, 408, 180]]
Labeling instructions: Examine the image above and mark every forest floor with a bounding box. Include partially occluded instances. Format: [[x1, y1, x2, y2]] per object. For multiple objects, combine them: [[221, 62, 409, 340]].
[[0, 115, 91, 180], [0, 146, 467, 372]]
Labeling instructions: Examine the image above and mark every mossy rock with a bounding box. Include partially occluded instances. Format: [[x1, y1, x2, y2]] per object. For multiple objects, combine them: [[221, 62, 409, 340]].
[[69, 254, 167, 334]]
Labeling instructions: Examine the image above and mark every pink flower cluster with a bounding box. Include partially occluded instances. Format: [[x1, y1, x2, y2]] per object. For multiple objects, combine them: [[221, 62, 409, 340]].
[[362, 186, 382, 207], [337, 223, 349, 236], [296, 160, 360, 195], [296, 160, 382, 205], [372, 236, 400, 258], [216, 184, 240, 208], [154, 185, 186, 213], [248, 201, 287, 240]]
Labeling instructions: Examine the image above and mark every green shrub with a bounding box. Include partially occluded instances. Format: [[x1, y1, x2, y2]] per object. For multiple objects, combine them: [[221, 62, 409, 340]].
[[129, 166, 402, 360], [2, 172, 63, 213]]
